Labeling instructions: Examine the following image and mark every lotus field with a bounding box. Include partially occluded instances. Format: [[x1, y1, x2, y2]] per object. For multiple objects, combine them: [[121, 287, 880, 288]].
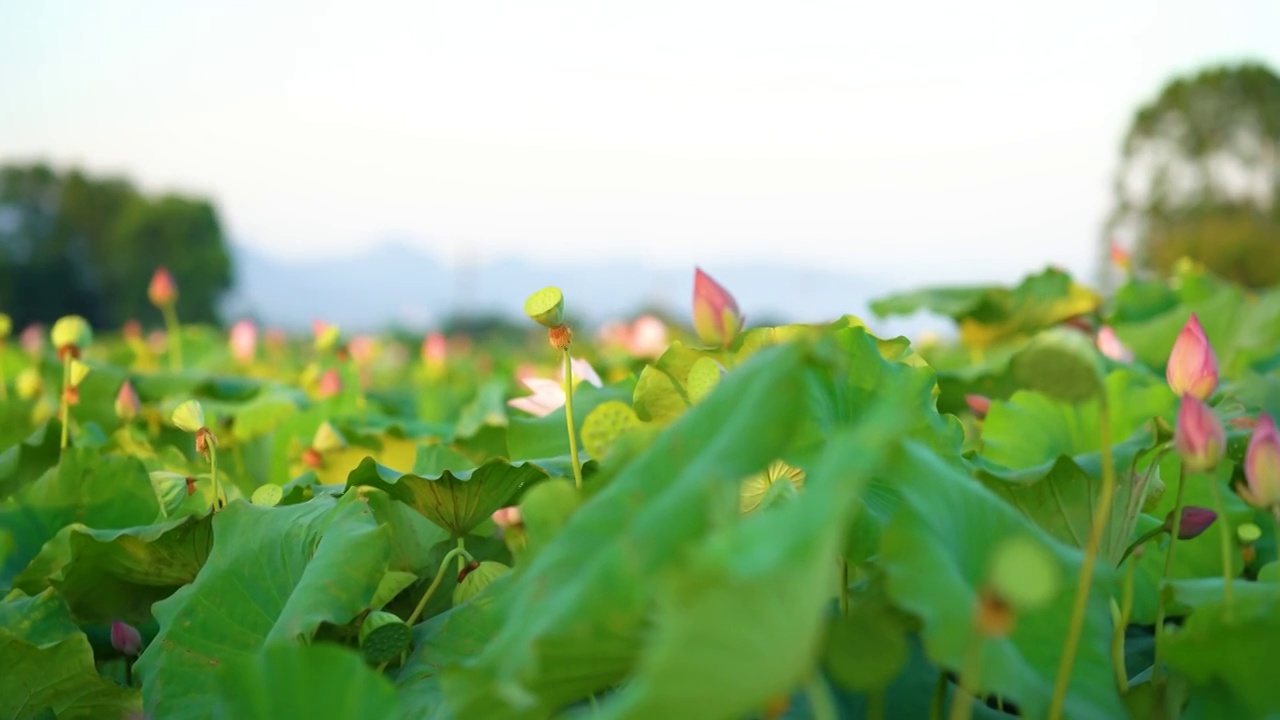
[[3, 260, 1280, 720]]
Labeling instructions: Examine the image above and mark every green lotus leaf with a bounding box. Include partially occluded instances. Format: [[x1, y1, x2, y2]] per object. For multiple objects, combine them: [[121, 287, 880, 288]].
[[214, 642, 401, 719]]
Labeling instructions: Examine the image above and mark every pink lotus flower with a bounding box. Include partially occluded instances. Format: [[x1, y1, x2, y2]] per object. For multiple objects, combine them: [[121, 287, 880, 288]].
[[1096, 326, 1134, 362], [491, 506, 522, 528], [115, 381, 140, 420], [1242, 414, 1280, 510], [148, 267, 178, 307], [1174, 395, 1225, 473], [20, 324, 43, 356], [626, 315, 669, 358], [422, 332, 447, 366], [1110, 242, 1131, 271], [317, 368, 342, 398], [348, 335, 376, 366], [229, 320, 257, 364], [692, 267, 743, 348], [1166, 314, 1218, 400], [507, 358, 603, 417], [111, 620, 142, 656]]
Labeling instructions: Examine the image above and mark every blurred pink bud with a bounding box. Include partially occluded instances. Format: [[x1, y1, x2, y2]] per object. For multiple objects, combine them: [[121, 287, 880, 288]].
[[115, 381, 140, 420], [965, 394, 992, 420], [627, 315, 669, 358], [1174, 395, 1225, 473], [20, 324, 43, 355], [1096, 326, 1134, 362], [692, 267, 743, 348], [1242, 414, 1280, 510], [422, 332, 447, 366], [147, 267, 177, 307], [111, 620, 142, 656], [147, 330, 167, 355], [347, 335, 376, 366], [229, 320, 258, 363], [265, 328, 287, 351], [317, 368, 342, 398], [1110, 242, 1131, 271], [1166, 314, 1218, 400], [122, 319, 142, 341], [491, 506, 522, 528], [1164, 505, 1217, 540]]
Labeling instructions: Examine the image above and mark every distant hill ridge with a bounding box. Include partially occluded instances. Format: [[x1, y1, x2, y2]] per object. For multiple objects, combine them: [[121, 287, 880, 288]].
[[223, 240, 941, 338]]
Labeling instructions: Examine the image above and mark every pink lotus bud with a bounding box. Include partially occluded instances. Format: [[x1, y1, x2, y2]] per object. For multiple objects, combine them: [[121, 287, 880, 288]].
[[627, 315, 669, 358], [966, 394, 992, 420], [115, 381, 140, 420], [229, 320, 258, 363], [147, 330, 167, 355], [20, 324, 43, 356], [1163, 505, 1217, 540], [348, 335, 376, 366], [1166, 314, 1218, 400], [491, 506, 522, 528], [692, 267, 743, 348], [422, 332, 447, 366], [1110, 242, 1131, 271], [110, 620, 142, 656], [317, 368, 342, 398], [1174, 395, 1225, 472], [122, 319, 142, 341], [148, 267, 178, 307], [1242, 414, 1280, 510], [1096, 326, 1134, 362]]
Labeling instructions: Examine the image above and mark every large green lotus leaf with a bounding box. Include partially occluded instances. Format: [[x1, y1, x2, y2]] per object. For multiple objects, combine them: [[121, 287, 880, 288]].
[[630, 341, 716, 424], [345, 454, 546, 537], [451, 378, 510, 441], [213, 642, 402, 720], [359, 485, 450, 576], [2, 448, 162, 589], [507, 379, 635, 460], [438, 342, 813, 718], [880, 442, 1125, 720], [134, 495, 392, 720], [1163, 579, 1280, 717], [395, 591, 507, 719], [12, 513, 213, 624], [228, 388, 303, 441], [0, 590, 140, 719], [591, 409, 911, 720], [0, 587, 81, 646], [0, 419, 61, 501]]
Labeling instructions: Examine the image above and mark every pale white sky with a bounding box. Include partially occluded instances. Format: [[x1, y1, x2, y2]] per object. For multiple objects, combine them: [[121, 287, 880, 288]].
[[3, 0, 1278, 287]]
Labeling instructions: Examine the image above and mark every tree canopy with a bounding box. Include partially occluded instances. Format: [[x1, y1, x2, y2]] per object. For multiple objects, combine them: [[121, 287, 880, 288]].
[[0, 163, 235, 330], [1104, 62, 1280, 290]]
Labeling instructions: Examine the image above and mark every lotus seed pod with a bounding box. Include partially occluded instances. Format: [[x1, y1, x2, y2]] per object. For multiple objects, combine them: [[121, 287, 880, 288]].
[[50, 315, 93, 352], [524, 286, 565, 328], [171, 399, 206, 433], [251, 484, 283, 507], [359, 611, 412, 664], [452, 561, 510, 606], [1237, 522, 1262, 544], [987, 534, 1062, 613]]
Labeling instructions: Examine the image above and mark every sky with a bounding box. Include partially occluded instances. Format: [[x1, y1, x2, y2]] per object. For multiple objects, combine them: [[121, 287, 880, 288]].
[[3, 0, 1279, 289]]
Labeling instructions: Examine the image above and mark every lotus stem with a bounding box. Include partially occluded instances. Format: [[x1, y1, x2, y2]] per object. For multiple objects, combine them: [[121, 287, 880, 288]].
[[456, 536, 466, 574], [405, 546, 472, 629], [1112, 553, 1138, 694], [562, 349, 584, 490], [161, 303, 183, 371], [868, 689, 886, 720], [1207, 477, 1234, 620], [1119, 526, 1166, 565], [805, 675, 836, 720], [208, 442, 222, 511], [1152, 464, 1188, 685], [59, 352, 72, 449], [930, 671, 946, 720], [1049, 396, 1117, 720], [948, 638, 982, 720], [840, 559, 850, 616]]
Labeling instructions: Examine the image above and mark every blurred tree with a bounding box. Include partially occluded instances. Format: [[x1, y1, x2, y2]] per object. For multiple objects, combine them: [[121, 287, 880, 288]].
[[0, 163, 235, 329], [1103, 62, 1280, 290]]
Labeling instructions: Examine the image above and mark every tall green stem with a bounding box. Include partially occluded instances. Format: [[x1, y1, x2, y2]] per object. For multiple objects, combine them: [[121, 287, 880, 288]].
[[406, 546, 470, 628], [1049, 397, 1117, 720], [59, 353, 72, 449], [1207, 477, 1235, 620], [161, 304, 183, 371], [456, 537, 467, 573], [868, 690, 886, 720], [1112, 554, 1138, 694], [805, 675, 836, 720], [562, 349, 584, 490], [1152, 465, 1188, 685], [840, 559, 850, 616], [948, 638, 982, 720], [930, 670, 946, 720], [208, 442, 222, 511]]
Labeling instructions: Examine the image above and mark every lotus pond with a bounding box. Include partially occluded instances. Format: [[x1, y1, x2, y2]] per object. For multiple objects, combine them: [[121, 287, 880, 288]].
[[1, 262, 1278, 720]]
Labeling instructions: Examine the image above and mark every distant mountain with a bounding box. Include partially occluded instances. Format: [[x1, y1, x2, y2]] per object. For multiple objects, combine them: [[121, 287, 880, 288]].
[[222, 241, 949, 338]]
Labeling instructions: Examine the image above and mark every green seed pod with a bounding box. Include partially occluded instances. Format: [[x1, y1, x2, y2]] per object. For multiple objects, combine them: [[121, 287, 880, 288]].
[[523, 287, 565, 328], [359, 610, 412, 664], [50, 315, 93, 352], [452, 561, 510, 606], [251, 484, 283, 507], [171, 400, 206, 433]]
